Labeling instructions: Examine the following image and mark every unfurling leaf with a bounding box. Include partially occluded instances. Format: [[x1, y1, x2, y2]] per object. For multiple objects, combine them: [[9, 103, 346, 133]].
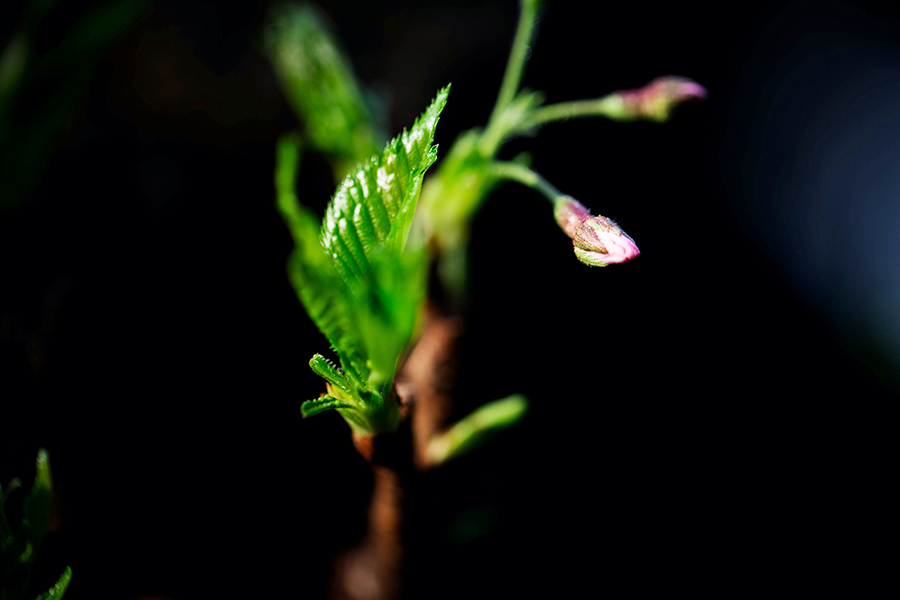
[[276, 134, 367, 384], [31, 566, 71, 600], [318, 86, 448, 387], [279, 87, 449, 434], [265, 2, 381, 176], [1, 450, 63, 600], [321, 85, 449, 285], [300, 395, 357, 418]]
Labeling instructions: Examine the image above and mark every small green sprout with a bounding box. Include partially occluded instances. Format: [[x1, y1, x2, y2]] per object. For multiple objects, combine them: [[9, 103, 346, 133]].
[[426, 395, 529, 466], [1, 451, 71, 600]]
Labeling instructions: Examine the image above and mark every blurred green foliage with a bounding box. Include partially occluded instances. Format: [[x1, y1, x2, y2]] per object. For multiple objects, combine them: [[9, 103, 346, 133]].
[[0, 0, 147, 209], [427, 395, 529, 465], [265, 2, 384, 180], [0, 451, 70, 600]]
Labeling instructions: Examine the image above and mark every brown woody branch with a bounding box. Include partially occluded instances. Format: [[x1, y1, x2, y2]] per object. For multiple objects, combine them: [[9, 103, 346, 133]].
[[330, 302, 463, 600]]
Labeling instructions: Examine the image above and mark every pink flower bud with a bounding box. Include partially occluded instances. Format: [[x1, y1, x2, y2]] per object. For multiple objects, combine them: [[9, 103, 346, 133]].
[[572, 215, 640, 266], [553, 196, 640, 267], [617, 76, 707, 122]]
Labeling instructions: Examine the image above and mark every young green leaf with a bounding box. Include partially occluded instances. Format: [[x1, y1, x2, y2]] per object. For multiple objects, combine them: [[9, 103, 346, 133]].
[[279, 87, 449, 435], [31, 566, 71, 600], [276, 134, 368, 384], [321, 85, 449, 287], [0, 480, 13, 544], [308, 354, 352, 394], [300, 395, 358, 418], [22, 450, 51, 552], [350, 240, 427, 390], [265, 2, 382, 177], [426, 395, 528, 466], [318, 85, 448, 388], [419, 130, 497, 248], [0, 451, 56, 600], [0, 0, 148, 209]]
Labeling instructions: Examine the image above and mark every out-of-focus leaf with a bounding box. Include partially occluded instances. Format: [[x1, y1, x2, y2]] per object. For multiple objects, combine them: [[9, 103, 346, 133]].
[[0, 481, 14, 544], [426, 395, 528, 466], [419, 129, 497, 255], [0, 35, 27, 100], [265, 2, 382, 177], [21, 451, 51, 547], [350, 242, 426, 390], [31, 566, 71, 600], [419, 91, 541, 259], [276, 135, 368, 384], [0, 0, 148, 208], [0, 450, 56, 600], [418, 134, 535, 297]]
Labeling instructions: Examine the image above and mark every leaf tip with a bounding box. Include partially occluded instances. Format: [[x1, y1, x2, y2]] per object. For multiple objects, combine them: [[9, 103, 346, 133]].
[[426, 394, 529, 466], [35, 566, 73, 600], [35, 448, 52, 490]]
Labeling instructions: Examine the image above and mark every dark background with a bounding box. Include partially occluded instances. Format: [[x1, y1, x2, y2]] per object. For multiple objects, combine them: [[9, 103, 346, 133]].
[[2, 0, 894, 598]]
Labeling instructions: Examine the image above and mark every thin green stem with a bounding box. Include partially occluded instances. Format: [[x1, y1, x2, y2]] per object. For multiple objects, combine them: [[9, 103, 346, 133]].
[[487, 161, 562, 203], [480, 0, 540, 155], [517, 94, 625, 132]]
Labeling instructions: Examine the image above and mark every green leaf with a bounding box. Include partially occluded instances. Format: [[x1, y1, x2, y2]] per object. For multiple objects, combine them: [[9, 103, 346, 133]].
[[22, 451, 51, 546], [0, 0, 148, 209], [419, 129, 496, 250], [0, 533, 29, 582], [426, 395, 529, 466], [320, 86, 449, 384], [0, 451, 55, 600], [265, 2, 382, 177], [308, 354, 352, 394], [280, 87, 448, 435], [417, 91, 542, 294], [31, 566, 71, 600], [0, 480, 13, 545], [0, 35, 27, 102], [300, 396, 358, 418], [350, 241, 426, 389], [318, 85, 448, 387], [276, 135, 368, 384], [321, 85, 449, 284]]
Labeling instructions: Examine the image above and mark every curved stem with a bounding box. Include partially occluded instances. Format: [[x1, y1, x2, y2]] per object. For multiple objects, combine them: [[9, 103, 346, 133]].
[[480, 0, 540, 155], [487, 161, 563, 204], [517, 94, 625, 132]]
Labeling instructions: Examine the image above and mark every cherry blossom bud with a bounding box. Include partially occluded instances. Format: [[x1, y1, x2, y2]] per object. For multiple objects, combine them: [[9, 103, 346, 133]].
[[553, 196, 640, 267], [572, 215, 640, 266], [617, 76, 707, 122]]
